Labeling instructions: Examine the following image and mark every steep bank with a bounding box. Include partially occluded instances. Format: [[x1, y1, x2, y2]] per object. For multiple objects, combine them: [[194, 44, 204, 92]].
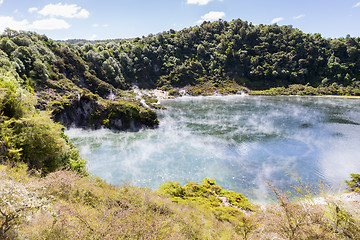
[[50, 89, 158, 130]]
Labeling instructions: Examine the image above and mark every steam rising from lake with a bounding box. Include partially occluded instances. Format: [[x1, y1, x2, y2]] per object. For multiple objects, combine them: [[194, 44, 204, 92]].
[[66, 96, 360, 202]]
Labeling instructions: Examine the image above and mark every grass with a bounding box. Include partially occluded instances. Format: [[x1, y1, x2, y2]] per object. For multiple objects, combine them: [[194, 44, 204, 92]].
[[0, 163, 359, 239]]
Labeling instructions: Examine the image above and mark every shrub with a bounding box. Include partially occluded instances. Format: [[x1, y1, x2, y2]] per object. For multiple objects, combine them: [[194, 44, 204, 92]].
[[168, 89, 180, 96], [0, 73, 36, 119], [158, 178, 254, 225], [158, 181, 185, 198], [0, 163, 51, 239], [346, 174, 360, 192], [263, 179, 360, 240], [0, 112, 86, 174]]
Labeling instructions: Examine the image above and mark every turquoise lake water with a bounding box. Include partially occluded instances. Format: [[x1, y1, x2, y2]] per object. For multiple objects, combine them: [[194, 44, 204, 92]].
[[66, 95, 360, 202]]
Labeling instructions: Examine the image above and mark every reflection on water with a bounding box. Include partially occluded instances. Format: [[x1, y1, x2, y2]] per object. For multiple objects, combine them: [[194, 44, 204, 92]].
[[66, 96, 360, 203]]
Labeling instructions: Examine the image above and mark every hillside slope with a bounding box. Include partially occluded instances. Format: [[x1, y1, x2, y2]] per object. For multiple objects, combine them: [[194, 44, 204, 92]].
[[1, 20, 360, 129], [1, 164, 360, 239], [0, 29, 159, 130]]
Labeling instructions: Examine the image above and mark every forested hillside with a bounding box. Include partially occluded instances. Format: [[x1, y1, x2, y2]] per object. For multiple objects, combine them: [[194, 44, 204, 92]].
[[66, 19, 360, 91], [1, 19, 360, 131]]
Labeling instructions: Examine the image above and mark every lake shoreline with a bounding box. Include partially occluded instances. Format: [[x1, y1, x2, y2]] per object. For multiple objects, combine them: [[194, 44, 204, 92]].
[[147, 88, 360, 102]]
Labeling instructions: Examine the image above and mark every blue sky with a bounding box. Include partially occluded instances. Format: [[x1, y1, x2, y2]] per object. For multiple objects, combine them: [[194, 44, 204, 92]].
[[0, 0, 359, 40]]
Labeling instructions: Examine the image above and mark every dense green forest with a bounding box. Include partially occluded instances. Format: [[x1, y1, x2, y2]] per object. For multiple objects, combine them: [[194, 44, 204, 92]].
[[2, 19, 360, 97], [68, 20, 360, 92], [61, 20, 360, 92]]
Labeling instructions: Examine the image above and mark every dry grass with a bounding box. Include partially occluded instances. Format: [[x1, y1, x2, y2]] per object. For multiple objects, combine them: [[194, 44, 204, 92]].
[[1, 164, 359, 239]]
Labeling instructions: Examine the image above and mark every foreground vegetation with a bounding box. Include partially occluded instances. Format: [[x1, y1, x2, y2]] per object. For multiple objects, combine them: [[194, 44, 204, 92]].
[[0, 163, 359, 239]]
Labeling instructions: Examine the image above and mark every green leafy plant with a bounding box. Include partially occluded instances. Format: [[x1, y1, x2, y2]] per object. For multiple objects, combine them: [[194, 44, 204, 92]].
[[346, 174, 360, 192]]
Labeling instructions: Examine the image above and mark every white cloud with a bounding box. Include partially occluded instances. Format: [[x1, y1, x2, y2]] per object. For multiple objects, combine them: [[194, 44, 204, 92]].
[[353, 2, 360, 8], [0, 0, 3, 5], [187, 0, 213, 5], [271, 17, 284, 24], [293, 14, 305, 20], [75, 9, 89, 18], [0, 16, 70, 32], [38, 3, 89, 18], [0, 16, 29, 31], [197, 11, 225, 24], [93, 23, 108, 28], [29, 18, 70, 30], [28, 7, 39, 13]]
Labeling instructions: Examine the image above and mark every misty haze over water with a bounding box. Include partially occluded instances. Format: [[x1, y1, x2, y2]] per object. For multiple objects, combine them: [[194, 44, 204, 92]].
[[66, 95, 360, 202]]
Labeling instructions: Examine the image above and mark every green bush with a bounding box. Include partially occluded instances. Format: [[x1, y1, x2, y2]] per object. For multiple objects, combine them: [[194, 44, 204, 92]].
[[158, 178, 253, 223], [346, 174, 360, 192], [158, 181, 185, 198], [0, 73, 86, 174], [0, 113, 86, 174], [168, 89, 180, 96], [0, 73, 36, 119]]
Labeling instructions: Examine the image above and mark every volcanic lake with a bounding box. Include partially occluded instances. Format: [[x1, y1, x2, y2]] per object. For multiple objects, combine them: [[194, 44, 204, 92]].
[[66, 95, 360, 202]]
